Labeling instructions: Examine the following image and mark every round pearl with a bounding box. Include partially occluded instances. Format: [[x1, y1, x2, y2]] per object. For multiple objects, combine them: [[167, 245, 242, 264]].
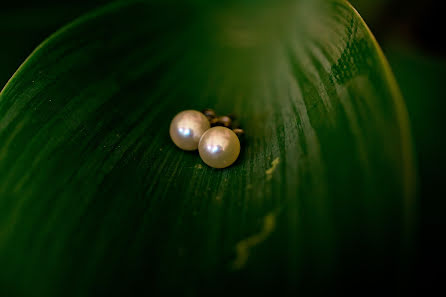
[[170, 110, 210, 150], [198, 127, 240, 168]]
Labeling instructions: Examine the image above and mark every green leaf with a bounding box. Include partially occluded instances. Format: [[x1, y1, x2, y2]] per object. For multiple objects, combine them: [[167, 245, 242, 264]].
[[0, 0, 112, 88], [0, 0, 415, 295]]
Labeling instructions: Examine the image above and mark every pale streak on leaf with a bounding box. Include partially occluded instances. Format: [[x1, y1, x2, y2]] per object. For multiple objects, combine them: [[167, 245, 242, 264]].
[[232, 212, 277, 270], [194, 163, 203, 169], [265, 157, 280, 181]]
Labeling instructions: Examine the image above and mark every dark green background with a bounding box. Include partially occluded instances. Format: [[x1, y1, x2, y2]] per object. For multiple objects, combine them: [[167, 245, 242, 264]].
[[1, 0, 444, 295]]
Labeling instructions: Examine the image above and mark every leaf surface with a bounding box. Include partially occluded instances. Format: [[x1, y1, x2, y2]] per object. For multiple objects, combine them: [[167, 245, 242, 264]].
[[0, 0, 415, 295]]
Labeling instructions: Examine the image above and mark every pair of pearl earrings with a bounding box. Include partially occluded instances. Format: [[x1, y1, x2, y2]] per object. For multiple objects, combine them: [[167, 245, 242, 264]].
[[169, 109, 243, 168]]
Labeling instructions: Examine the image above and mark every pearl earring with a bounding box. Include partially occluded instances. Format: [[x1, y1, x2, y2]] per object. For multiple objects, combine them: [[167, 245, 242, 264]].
[[170, 108, 244, 169], [198, 111, 243, 169], [198, 126, 240, 169], [169, 110, 210, 150]]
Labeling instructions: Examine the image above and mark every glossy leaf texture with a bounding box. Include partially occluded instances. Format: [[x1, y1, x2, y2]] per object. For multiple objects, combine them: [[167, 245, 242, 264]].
[[0, 0, 415, 296]]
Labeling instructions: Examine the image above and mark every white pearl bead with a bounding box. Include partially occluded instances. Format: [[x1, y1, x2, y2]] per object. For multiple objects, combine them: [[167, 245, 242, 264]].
[[170, 110, 210, 150], [198, 126, 240, 168]]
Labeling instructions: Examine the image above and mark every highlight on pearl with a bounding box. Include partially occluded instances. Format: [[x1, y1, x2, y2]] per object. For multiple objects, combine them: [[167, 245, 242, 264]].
[[170, 110, 211, 150], [198, 126, 240, 169]]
